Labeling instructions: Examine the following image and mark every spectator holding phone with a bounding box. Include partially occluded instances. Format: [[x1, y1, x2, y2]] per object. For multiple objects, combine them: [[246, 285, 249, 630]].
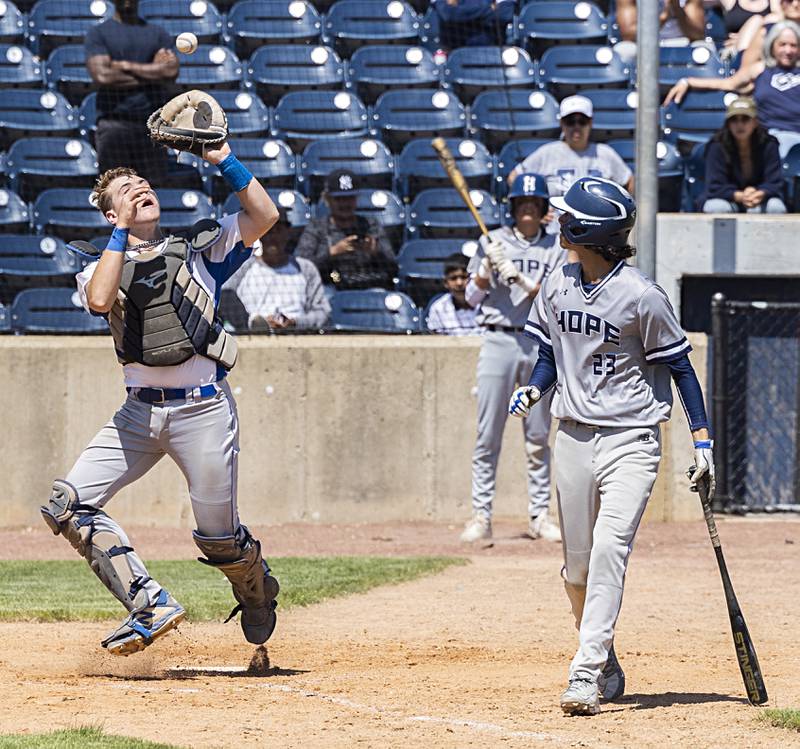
[[234, 210, 331, 331], [296, 169, 397, 290], [701, 96, 787, 213]]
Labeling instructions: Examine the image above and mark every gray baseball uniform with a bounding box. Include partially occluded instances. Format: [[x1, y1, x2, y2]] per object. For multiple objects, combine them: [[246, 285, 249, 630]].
[[467, 226, 567, 520], [526, 260, 691, 682]]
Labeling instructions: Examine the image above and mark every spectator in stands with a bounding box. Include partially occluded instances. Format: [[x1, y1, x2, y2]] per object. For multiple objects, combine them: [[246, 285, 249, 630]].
[[296, 169, 397, 291], [432, 0, 516, 52], [735, 0, 799, 68], [234, 210, 330, 331], [665, 20, 800, 157], [426, 253, 479, 335], [507, 96, 634, 233], [701, 95, 786, 213], [613, 0, 707, 62], [85, 0, 178, 186]]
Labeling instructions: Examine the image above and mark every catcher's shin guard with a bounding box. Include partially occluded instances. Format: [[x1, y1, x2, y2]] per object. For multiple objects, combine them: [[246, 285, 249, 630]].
[[193, 526, 279, 645]]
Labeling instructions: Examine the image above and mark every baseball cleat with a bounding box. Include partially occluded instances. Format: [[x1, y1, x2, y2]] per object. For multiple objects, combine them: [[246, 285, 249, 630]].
[[527, 513, 562, 543], [598, 644, 625, 701], [560, 678, 601, 716], [459, 515, 492, 543], [102, 589, 185, 656]]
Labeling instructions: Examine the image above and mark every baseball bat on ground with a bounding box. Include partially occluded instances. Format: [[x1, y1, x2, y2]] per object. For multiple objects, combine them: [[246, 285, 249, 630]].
[[696, 475, 768, 705], [431, 137, 489, 237]]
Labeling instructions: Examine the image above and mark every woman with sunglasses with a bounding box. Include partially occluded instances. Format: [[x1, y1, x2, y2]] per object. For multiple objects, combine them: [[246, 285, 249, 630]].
[[701, 96, 786, 213]]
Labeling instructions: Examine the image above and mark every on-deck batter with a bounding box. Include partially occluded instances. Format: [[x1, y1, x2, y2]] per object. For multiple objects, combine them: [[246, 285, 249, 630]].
[[509, 177, 714, 715], [460, 173, 567, 544], [40, 140, 281, 656]]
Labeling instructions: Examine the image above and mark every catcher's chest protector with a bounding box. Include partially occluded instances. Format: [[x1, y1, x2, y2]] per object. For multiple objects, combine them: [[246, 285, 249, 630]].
[[107, 222, 237, 370]]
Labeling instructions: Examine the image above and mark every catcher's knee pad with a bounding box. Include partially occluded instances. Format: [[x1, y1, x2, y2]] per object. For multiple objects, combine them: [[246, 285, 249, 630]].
[[41, 481, 143, 610], [193, 525, 279, 645]]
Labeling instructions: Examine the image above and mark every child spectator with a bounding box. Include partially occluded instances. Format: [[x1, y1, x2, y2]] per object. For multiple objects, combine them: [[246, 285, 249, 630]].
[[426, 253, 479, 335], [702, 96, 787, 213]]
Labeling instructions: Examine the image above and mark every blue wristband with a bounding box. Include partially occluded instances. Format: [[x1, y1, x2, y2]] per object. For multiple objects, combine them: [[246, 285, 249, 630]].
[[694, 440, 712, 449], [217, 153, 253, 193], [105, 227, 129, 253]]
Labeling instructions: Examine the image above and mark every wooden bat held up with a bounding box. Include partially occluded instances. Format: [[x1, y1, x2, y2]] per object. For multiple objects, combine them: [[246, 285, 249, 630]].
[[431, 137, 489, 237]]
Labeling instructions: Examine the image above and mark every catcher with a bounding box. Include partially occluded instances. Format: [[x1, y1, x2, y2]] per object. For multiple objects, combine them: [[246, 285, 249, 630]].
[[41, 91, 281, 656]]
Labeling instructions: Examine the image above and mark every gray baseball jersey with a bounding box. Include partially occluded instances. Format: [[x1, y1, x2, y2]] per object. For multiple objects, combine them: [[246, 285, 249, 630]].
[[468, 226, 566, 328], [525, 260, 691, 427]]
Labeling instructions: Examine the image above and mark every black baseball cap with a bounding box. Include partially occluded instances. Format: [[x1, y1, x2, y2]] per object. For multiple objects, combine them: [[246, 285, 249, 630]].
[[325, 168, 357, 196]]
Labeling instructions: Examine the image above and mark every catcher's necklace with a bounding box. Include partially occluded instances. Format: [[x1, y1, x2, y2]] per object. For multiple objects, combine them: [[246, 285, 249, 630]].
[[129, 237, 165, 251]]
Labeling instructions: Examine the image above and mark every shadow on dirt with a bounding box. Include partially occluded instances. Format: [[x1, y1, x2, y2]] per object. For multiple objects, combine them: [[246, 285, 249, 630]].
[[619, 692, 750, 709]]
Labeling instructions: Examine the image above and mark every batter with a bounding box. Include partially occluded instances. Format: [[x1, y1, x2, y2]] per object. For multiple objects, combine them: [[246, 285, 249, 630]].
[[40, 141, 281, 656], [509, 177, 714, 714], [460, 174, 567, 544]]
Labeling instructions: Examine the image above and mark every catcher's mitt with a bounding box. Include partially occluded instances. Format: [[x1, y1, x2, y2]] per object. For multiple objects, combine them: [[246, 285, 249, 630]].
[[147, 90, 228, 156]]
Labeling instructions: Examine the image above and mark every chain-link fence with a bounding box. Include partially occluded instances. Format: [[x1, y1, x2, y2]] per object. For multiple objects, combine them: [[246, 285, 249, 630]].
[[711, 294, 800, 513]]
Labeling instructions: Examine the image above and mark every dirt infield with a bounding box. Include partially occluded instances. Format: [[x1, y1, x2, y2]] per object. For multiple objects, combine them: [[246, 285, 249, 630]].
[[1, 518, 799, 748]]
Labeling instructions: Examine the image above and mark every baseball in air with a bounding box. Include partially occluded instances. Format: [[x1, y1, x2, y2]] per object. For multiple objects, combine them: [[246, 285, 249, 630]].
[[176, 32, 199, 55]]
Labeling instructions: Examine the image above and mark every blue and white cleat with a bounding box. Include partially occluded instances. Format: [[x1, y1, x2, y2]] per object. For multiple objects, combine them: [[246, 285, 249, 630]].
[[598, 644, 626, 701], [560, 677, 601, 716], [102, 589, 185, 656]]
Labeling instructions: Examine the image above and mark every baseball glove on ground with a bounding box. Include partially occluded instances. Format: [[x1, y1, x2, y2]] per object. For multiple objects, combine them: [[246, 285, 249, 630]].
[[147, 90, 228, 156]]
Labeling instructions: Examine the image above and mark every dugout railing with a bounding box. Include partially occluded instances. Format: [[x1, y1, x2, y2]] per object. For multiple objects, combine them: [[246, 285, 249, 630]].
[[711, 293, 800, 514]]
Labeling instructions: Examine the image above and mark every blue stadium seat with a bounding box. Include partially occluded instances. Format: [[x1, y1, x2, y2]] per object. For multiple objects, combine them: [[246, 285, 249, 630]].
[[704, 8, 727, 49], [658, 46, 725, 92], [408, 187, 500, 239], [6, 137, 97, 201], [442, 46, 535, 104], [45, 45, 92, 105], [314, 188, 406, 247], [155, 189, 216, 234], [581, 88, 638, 140], [176, 44, 242, 89], [607, 139, 684, 212], [0, 302, 9, 332], [496, 139, 550, 184], [204, 90, 270, 137], [372, 88, 465, 151], [222, 188, 311, 230], [190, 138, 296, 201], [661, 90, 730, 144], [329, 289, 420, 333], [517, 1, 609, 57], [32, 188, 108, 240], [683, 141, 706, 211], [398, 137, 493, 197], [247, 45, 344, 105], [469, 90, 559, 151], [0, 44, 41, 88], [0, 188, 29, 232], [324, 0, 420, 58], [419, 6, 439, 52], [538, 44, 630, 96], [77, 91, 97, 142], [225, 0, 322, 59], [139, 0, 224, 43], [347, 45, 439, 105], [0, 89, 77, 148], [0, 1, 25, 44], [299, 138, 394, 200], [272, 90, 369, 151], [396, 237, 476, 306], [10, 287, 108, 334], [0, 235, 81, 298], [27, 0, 112, 58], [782, 143, 800, 212]]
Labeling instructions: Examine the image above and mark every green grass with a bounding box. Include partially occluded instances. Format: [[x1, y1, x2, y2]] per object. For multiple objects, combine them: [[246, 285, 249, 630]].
[[0, 727, 178, 749], [758, 708, 800, 732], [0, 557, 465, 622]]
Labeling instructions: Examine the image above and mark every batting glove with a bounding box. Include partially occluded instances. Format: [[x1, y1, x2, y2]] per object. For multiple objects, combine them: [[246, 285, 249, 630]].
[[509, 386, 541, 418], [476, 256, 492, 280], [688, 440, 715, 496], [495, 257, 519, 285], [484, 239, 506, 267]]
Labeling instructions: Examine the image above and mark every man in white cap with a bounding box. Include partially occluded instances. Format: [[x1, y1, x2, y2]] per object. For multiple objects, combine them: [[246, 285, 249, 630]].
[[508, 95, 634, 234]]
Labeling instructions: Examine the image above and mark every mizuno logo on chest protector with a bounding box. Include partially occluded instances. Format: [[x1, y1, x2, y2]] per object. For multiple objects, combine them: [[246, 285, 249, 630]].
[[556, 309, 621, 345], [134, 270, 168, 290]]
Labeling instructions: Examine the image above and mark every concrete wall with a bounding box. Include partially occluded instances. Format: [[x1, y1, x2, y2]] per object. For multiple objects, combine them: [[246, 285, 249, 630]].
[[0, 333, 707, 529]]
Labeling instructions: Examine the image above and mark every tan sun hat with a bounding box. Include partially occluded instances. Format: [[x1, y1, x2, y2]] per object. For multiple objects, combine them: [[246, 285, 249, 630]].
[[725, 96, 757, 120]]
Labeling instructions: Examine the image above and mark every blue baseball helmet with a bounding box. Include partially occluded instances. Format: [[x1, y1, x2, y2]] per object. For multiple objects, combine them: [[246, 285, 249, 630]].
[[508, 173, 549, 200], [549, 177, 636, 248]]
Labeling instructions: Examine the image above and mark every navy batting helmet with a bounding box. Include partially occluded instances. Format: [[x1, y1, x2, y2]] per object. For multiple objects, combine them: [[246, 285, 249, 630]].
[[549, 177, 636, 248], [508, 173, 549, 200]]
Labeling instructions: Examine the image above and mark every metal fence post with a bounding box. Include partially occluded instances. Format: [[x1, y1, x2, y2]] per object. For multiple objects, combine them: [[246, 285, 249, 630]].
[[711, 293, 729, 511]]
